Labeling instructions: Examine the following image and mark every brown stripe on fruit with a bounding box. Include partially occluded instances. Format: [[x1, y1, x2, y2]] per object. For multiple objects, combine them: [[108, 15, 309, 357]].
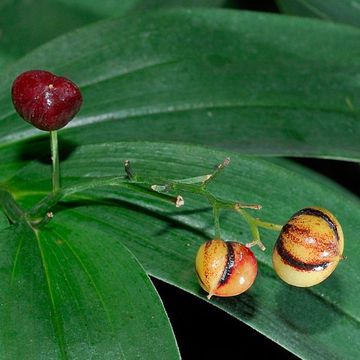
[[293, 208, 339, 242], [280, 223, 311, 246], [219, 242, 235, 285], [276, 237, 330, 271]]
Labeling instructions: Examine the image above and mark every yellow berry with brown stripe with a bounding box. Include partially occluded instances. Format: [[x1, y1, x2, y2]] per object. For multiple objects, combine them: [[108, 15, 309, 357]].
[[272, 207, 344, 287], [195, 239, 257, 299]]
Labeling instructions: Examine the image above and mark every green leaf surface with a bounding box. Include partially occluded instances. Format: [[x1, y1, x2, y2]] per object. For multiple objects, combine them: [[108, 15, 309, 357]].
[[0, 0, 127, 69], [3, 141, 360, 359], [276, 0, 360, 27], [0, 10, 359, 161], [0, 0, 225, 68], [0, 206, 180, 358]]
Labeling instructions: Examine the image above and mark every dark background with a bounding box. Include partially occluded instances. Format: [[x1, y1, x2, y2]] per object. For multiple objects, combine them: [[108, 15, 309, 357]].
[[152, 1, 359, 358]]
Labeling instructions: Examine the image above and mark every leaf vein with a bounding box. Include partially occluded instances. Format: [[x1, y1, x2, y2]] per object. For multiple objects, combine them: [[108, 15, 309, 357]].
[[10, 227, 24, 285], [45, 236, 93, 351], [34, 228, 68, 360], [51, 228, 126, 358]]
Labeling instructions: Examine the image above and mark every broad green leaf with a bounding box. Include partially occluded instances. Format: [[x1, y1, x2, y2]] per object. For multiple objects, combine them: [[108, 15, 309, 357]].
[[0, 0, 126, 69], [0, 207, 179, 358], [0, 0, 225, 68], [276, 0, 360, 27], [0, 10, 359, 161], [3, 142, 360, 359]]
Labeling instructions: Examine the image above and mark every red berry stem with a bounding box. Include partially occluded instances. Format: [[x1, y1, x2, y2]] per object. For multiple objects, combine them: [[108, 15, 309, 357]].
[[50, 130, 60, 193], [11, 69, 83, 195]]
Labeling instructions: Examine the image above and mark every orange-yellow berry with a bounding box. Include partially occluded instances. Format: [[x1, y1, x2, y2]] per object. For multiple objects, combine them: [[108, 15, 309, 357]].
[[195, 239, 257, 299], [272, 207, 344, 287]]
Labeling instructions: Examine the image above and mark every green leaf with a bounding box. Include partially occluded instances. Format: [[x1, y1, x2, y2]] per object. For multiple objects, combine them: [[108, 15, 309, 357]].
[[0, 214, 180, 358], [276, 0, 360, 27], [0, 10, 359, 161], [0, 210, 9, 230], [0, 0, 127, 68], [3, 141, 360, 359], [0, 0, 225, 68], [0, 8, 359, 358]]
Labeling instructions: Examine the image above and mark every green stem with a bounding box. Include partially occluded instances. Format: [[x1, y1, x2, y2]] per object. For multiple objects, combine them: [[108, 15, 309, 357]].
[[23, 159, 283, 245], [202, 157, 230, 188], [50, 130, 60, 193], [28, 176, 183, 222], [154, 179, 271, 247], [29, 176, 129, 219], [212, 205, 221, 239], [255, 219, 282, 231], [236, 207, 265, 250]]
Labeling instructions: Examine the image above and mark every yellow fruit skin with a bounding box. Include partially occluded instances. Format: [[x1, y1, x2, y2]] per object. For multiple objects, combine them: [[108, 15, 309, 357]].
[[272, 207, 344, 287], [195, 239, 257, 298]]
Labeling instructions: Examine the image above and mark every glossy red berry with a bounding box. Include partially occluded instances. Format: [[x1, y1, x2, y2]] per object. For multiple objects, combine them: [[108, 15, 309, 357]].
[[11, 70, 82, 131], [195, 239, 257, 299]]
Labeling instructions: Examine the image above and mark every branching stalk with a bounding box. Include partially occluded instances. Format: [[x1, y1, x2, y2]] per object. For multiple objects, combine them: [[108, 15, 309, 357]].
[[0, 158, 283, 248], [146, 159, 282, 250]]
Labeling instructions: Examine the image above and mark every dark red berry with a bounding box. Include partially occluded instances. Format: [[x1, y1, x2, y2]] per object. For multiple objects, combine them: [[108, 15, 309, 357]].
[[11, 70, 82, 131]]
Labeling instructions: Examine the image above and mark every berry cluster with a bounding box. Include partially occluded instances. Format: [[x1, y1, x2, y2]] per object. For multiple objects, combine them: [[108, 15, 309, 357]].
[[10, 70, 345, 301], [195, 207, 344, 299]]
